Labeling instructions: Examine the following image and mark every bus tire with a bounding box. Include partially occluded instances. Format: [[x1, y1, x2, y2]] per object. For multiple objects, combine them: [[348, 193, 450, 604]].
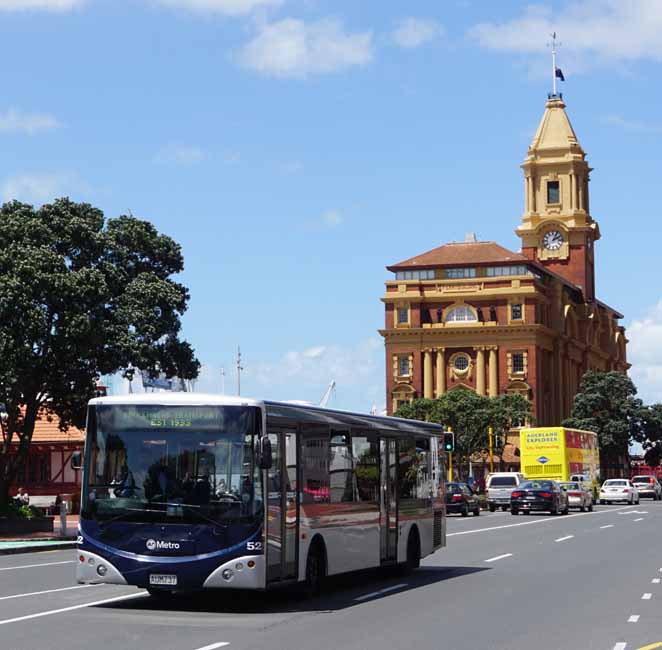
[[303, 539, 326, 598], [400, 528, 420, 575]]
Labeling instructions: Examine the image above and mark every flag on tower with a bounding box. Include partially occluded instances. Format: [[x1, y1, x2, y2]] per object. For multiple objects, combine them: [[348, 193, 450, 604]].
[[555, 67, 565, 81]]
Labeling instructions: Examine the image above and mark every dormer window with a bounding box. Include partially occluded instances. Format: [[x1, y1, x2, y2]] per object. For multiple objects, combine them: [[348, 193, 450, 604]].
[[445, 306, 478, 323], [547, 180, 560, 204]]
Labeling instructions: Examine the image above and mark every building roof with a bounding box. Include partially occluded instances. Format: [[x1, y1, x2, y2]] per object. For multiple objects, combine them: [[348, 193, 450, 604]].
[[387, 241, 528, 270], [528, 96, 584, 154], [12, 409, 86, 444]]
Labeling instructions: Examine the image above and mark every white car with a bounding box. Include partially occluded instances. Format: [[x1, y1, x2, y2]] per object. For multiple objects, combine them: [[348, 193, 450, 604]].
[[599, 479, 640, 505]]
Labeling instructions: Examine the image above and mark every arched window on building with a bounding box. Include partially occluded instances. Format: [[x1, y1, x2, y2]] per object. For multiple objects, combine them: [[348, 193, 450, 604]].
[[445, 305, 478, 323]]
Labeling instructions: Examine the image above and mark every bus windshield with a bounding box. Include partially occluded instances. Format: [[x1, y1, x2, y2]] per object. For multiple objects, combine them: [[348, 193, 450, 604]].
[[82, 404, 263, 527]]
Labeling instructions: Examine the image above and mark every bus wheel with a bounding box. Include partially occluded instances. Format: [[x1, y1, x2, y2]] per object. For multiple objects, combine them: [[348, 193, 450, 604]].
[[401, 529, 420, 575], [303, 542, 325, 598]]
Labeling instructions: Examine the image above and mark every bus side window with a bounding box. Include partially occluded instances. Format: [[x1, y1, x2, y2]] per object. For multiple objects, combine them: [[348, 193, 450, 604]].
[[300, 425, 330, 504], [351, 434, 379, 504], [330, 431, 353, 503]]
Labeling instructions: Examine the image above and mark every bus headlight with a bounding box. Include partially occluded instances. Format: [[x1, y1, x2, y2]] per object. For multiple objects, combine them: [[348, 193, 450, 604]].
[[97, 565, 108, 576], [222, 569, 234, 581]]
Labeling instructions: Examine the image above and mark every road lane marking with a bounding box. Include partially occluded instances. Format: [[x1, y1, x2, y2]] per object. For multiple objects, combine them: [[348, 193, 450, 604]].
[[485, 553, 513, 563], [0, 561, 75, 572], [0, 592, 145, 626], [642, 593, 652, 600], [0, 585, 98, 601], [194, 644, 229, 650], [628, 615, 640, 623], [634, 518, 644, 522], [555, 535, 574, 542], [652, 579, 661, 584], [447, 505, 634, 537], [613, 643, 627, 650], [354, 583, 408, 602], [601, 525, 614, 529]]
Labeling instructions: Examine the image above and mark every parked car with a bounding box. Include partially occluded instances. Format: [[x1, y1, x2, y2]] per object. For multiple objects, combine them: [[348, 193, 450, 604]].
[[559, 481, 593, 512], [599, 479, 640, 504], [511, 479, 569, 515], [445, 482, 480, 517], [486, 472, 526, 512], [631, 475, 662, 500]]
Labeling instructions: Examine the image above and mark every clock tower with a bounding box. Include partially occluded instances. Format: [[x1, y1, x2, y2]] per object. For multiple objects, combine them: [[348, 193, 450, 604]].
[[516, 95, 600, 301]]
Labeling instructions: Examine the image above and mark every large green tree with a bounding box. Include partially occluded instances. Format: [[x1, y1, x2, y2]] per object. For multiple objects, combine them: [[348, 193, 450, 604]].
[[0, 199, 200, 508], [395, 389, 531, 474], [563, 371, 643, 475]]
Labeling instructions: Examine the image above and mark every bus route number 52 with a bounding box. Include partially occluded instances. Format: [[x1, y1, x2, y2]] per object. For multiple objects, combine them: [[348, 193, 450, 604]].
[[246, 541, 263, 552]]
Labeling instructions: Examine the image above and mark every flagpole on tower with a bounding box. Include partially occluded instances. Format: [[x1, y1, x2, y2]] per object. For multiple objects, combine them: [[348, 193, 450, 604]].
[[551, 31, 558, 96]]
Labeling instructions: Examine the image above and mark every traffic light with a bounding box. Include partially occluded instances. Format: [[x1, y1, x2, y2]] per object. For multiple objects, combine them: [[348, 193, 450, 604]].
[[443, 431, 454, 453]]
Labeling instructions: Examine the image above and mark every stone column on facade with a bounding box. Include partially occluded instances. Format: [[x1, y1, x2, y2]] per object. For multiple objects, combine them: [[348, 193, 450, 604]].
[[569, 173, 575, 211], [488, 347, 498, 397], [435, 348, 446, 397], [531, 175, 536, 212], [475, 347, 486, 396], [423, 349, 434, 399], [578, 174, 585, 211]]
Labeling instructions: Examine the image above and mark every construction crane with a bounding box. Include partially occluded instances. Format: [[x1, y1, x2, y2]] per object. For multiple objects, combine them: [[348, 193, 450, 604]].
[[319, 380, 336, 407]]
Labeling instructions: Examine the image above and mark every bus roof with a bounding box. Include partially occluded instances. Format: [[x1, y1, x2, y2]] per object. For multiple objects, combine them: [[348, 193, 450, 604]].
[[88, 393, 442, 435]]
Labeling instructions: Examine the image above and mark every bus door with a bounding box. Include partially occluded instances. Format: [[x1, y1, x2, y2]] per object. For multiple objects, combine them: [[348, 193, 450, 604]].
[[266, 430, 298, 583], [380, 438, 398, 563]]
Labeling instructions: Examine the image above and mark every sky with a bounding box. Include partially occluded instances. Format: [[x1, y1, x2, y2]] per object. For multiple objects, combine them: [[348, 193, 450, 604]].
[[1, 0, 662, 412]]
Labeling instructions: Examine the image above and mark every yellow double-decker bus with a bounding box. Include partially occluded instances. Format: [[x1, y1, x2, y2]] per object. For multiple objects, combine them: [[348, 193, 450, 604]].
[[520, 427, 600, 495]]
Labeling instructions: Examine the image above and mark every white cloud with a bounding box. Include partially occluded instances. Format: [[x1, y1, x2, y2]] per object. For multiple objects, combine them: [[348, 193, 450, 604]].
[[250, 338, 383, 407], [628, 301, 662, 403], [154, 0, 281, 15], [602, 114, 662, 135], [0, 108, 60, 134], [321, 210, 342, 227], [0, 0, 82, 10], [392, 17, 443, 49], [240, 18, 373, 78], [155, 144, 206, 165], [1, 172, 85, 205], [469, 1, 662, 67]]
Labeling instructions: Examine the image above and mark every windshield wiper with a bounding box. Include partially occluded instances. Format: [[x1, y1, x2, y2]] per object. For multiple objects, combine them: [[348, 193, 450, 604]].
[[149, 501, 229, 529]]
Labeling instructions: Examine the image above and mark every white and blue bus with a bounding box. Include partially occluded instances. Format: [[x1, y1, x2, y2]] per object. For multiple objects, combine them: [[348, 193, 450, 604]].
[[76, 394, 446, 596]]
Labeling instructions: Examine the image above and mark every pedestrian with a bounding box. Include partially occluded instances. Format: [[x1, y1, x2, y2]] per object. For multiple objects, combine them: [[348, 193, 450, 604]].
[[15, 487, 30, 506]]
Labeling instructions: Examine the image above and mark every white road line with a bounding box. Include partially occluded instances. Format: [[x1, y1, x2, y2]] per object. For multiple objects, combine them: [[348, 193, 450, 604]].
[[194, 644, 229, 650], [354, 583, 408, 602], [600, 525, 614, 529], [0, 585, 98, 601], [613, 643, 627, 650], [485, 553, 513, 563], [642, 593, 652, 600], [634, 518, 644, 521], [555, 535, 574, 542], [446, 505, 635, 537], [627, 615, 640, 623], [652, 578, 661, 584], [0, 592, 145, 626], [0, 560, 75, 572]]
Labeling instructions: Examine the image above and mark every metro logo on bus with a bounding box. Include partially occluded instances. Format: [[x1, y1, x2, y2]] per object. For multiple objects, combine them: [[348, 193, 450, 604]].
[[146, 539, 181, 551], [536, 456, 550, 464]]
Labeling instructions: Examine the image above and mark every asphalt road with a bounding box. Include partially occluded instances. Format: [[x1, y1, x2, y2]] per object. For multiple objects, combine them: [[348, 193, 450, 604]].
[[1, 503, 661, 650]]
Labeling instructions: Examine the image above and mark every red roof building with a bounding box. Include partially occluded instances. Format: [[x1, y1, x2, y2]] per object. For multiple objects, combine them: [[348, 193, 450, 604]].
[[379, 96, 629, 440]]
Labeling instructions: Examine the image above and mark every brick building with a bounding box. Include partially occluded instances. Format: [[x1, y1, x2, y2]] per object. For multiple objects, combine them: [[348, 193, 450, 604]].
[[380, 94, 628, 424]]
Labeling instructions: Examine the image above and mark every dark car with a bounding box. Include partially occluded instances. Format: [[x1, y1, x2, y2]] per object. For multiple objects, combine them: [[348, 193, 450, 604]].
[[446, 482, 480, 517], [510, 479, 569, 516]]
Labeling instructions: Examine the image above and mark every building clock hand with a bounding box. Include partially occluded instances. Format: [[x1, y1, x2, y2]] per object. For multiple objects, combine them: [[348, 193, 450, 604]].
[[543, 230, 564, 251]]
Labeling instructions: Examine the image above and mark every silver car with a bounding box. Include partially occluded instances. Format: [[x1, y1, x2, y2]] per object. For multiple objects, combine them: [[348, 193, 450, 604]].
[[599, 479, 640, 505], [559, 481, 593, 512], [631, 475, 662, 500]]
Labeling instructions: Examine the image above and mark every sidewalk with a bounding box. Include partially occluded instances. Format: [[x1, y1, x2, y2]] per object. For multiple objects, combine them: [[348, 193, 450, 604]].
[[0, 515, 78, 555]]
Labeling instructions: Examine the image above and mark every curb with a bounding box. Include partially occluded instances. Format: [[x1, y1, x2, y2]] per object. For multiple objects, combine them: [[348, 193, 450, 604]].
[[0, 540, 77, 556]]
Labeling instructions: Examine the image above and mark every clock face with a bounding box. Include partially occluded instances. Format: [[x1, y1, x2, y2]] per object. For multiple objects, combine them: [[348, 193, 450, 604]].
[[543, 230, 564, 251]]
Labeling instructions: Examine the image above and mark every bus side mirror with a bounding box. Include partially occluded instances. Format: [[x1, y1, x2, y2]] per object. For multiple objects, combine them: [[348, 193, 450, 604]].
[[257, 437, 272, 470], [71, 451, 82, 471]]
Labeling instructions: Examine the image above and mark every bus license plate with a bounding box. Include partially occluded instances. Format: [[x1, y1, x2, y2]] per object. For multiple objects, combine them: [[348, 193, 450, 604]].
[[149, 574, 177, 586]]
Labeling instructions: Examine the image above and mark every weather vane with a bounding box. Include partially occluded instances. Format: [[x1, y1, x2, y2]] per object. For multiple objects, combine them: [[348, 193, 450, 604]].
[[548, 32, 565, 97]]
